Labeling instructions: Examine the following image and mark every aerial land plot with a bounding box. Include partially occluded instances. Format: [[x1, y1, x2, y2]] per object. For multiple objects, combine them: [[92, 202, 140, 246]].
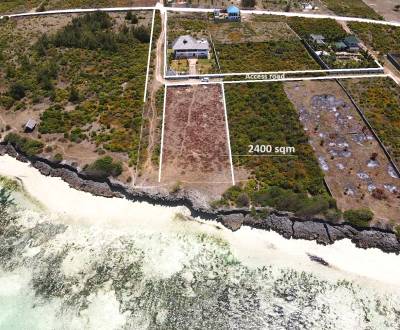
[[160, 85, 233, 196], [348, 22, 400, 59], [285, 80, 400, 224], [341, 77, 400, 169], [166, 13, 319, 75], [0, 0, 157, 14], [320, 0, 382, 19], [287, 17, 378, 69], [0, 11, 152, 182], [221, 82, 339, 219]]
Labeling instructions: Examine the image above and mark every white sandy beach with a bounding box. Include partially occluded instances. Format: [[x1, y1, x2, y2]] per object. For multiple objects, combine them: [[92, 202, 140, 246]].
[[1, 154, 400, 291]]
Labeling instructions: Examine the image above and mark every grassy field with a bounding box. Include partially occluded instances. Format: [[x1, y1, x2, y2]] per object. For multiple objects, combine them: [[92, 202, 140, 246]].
[[222, 83, 336, 217], [342, 77, 400, 168], [349, 22, 400, 56], [321, 0, 382, 19], [0, 12, 151, 176]]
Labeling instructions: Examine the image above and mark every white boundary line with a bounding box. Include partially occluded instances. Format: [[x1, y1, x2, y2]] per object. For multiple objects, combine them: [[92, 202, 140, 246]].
[[3, 6, 400, 27], [158, 85, 167, 183], [143, 9, 156, 102], [165, 73, 389, 87], [220, 83, 236, 186], [165, 67, 385, 79], [163, 10, 168, 78]]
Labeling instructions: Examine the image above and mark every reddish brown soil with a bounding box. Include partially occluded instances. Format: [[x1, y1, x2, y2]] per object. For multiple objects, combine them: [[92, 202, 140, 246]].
[[160, 84, 233, 196]]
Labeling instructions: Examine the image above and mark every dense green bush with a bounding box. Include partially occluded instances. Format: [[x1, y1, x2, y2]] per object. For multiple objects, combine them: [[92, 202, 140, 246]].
[[4, 133, 44, 156], [9, 82, 27, 100], [225, 83, 326, 196], [84, 155, 122, 178], [287, 17, 347, 42], [343, 208, 374, 227]]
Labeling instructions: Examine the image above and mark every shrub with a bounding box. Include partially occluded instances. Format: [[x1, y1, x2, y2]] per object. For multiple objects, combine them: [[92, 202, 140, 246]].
[[84, 156, 123, 178], [132, 26, 150, 43], [68, 86, 80, 103], [343, 208, 374, 227], [9, 83, 27, 100], [53, 153, 63, 163], [241, 0, 255, 8], [4, 133, 44, 156], [236, 192, 250, 207], [324, 208, 342, 222]]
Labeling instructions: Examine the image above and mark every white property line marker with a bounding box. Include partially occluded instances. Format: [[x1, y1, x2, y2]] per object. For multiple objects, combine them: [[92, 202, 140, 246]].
[[165, 73, 389, 87], [221, 83, 236, 186], [158, 85, 167, 183], [143, 9, 156, 102], [163, 10, 168, 79]]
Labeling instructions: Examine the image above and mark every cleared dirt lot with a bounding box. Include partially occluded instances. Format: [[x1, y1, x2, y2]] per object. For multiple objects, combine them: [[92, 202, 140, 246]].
[[160, 84, 233, 197], [285, 80, 400, 224]]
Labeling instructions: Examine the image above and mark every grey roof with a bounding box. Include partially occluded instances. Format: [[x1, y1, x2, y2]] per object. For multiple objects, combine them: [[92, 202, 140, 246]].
[[310, 34, 325, 41], [25, 119, 36, 129], [172, 35, 209, 51], [343, 35, 360, 45]]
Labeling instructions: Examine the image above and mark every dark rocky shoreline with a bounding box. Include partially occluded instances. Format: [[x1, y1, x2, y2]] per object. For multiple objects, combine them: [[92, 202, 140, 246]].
[[1, 142, 399, 254]]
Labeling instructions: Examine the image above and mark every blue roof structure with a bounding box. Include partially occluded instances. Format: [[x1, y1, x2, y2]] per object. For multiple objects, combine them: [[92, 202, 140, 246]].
[[227, 5, 240, 14]]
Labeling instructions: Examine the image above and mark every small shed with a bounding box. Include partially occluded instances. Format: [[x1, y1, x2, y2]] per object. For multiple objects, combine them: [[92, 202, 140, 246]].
[[24, 119, 37, 132]]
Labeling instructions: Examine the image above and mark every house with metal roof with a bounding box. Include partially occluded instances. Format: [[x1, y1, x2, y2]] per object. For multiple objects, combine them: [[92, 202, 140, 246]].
[[343, 35, 361, 52], [227, 5, 240, 21], [172, 35, 209, 59]]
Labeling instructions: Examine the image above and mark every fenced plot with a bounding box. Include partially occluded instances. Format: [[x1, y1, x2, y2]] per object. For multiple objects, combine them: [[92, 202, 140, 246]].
[[159, 84, 233, 195]]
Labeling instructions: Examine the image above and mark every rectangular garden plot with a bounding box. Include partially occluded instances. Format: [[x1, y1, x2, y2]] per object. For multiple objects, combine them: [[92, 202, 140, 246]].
[[284, 80, 400, 224], [160, 84, 233, 195]]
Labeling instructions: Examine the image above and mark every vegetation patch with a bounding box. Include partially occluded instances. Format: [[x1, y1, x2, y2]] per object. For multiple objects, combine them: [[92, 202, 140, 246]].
[[349, 22, 400, 56], [0, 12, 151, 176], [84, 155, 123, 178], [287, 17, 347, 42], [216, 40, 319, 72], [320, 0, 382, 19], [4, 133, 44, 156], [222, 83, 336, 218], [342, 78, 400, 168], [343, 208, 374, 227], [0, 0, 41, 14]]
